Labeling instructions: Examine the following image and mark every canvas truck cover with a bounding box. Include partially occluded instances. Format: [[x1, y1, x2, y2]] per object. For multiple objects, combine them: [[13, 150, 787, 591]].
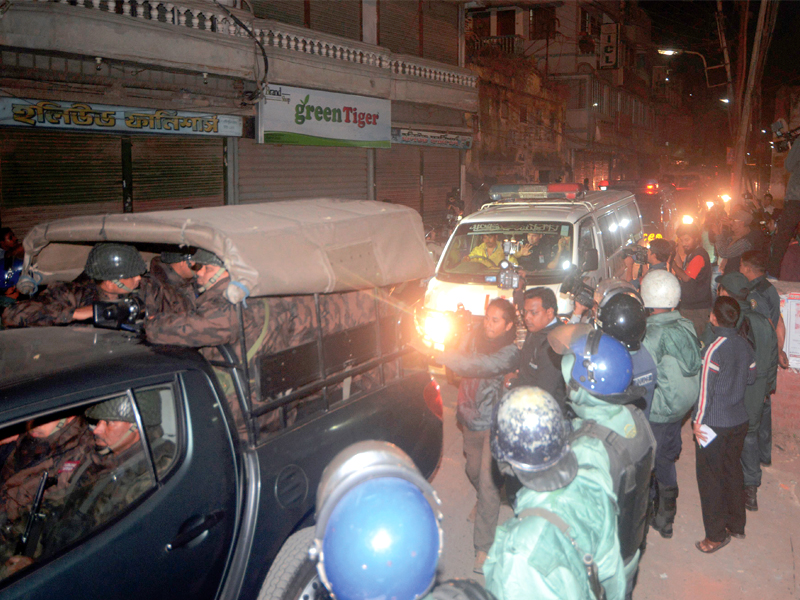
[[19, 199, 435, 304]]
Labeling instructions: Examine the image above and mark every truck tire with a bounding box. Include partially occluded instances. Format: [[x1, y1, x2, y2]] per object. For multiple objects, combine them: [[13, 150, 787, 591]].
[[257, 527, 329, 600]]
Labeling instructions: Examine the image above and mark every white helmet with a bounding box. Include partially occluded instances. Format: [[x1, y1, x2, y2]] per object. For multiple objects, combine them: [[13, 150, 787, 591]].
[[640, 269, 681, 309], [594, 278, 640, 309]]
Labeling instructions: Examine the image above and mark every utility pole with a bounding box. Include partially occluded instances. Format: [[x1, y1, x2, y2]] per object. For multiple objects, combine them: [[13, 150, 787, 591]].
[[733, 0, 749, 123], [715, 1, 735, 135], [731, 0, 776, 200]]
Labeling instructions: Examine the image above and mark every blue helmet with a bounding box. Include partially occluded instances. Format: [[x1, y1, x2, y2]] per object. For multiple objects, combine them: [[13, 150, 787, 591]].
[[568, 328, 633, 397], [313, 441, 442, 600], [491, 386, 577, 492]]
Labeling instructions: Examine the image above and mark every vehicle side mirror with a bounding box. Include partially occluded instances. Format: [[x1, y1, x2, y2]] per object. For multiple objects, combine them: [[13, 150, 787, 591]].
[[581, 248, 599, 272]]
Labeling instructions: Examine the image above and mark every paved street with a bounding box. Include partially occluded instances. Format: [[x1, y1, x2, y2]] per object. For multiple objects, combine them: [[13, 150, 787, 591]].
[[431, 382, 800, 599]]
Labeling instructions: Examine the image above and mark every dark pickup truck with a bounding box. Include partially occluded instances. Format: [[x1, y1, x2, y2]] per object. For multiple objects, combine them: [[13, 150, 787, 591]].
[[0, 200, 443, 600]]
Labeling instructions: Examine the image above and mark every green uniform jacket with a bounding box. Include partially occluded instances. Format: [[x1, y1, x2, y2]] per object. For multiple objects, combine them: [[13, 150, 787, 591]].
[[484, 435, 625, 600], [642, 311, 702, 424]]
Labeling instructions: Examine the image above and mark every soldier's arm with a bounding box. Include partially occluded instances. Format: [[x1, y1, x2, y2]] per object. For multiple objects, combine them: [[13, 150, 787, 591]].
[[144, 301, 239, 347], [1, 283, 84, 328]]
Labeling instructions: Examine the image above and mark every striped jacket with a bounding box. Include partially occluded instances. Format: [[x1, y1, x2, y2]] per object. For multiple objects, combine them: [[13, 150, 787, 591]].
[[694, 327, 755, 428]]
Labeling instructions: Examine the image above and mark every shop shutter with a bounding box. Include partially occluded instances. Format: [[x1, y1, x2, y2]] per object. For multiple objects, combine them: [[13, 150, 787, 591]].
[[250, 0, 304, 25], [238, 139, 368, 203], [130, 136, 224, 212], [375, 144, 420, 212], [0, 129, 123, 237], [423, 3, 458, 65], [379, 1, 420, 56], [422, 148, 459, 223], [310, 0, 361, 41]]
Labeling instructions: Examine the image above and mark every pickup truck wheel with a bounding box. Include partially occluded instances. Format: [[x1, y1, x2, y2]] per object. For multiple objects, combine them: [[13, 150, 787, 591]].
[[258, 527, 330, 600]]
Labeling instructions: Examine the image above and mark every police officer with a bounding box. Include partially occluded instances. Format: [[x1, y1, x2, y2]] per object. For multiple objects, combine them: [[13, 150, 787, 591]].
[[640, 270, 701, 539], [708, 272, 778, 512], [595, 286, 657, 419], [547, 326, 655, 598], [485, 386, 626, 600], [2, 243, 147, 328], [740, 250, 788, 472]]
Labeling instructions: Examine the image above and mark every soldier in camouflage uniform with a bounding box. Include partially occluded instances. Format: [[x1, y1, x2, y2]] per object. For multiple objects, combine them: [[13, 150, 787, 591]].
[[2, 243, 149, 328], [141, 251, 196, 315], [145, 249, 397, 438], [0, 416, 95, 562], [0, 393, 173, 579]]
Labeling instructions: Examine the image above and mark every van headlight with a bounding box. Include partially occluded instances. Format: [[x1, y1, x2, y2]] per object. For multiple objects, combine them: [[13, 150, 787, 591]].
[[682, 214, 694, 224]]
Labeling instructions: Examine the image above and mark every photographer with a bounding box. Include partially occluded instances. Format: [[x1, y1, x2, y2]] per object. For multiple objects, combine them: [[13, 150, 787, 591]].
[[768, 136, 800, 277], [646, 239, 673, 274], [2, 243, 148, 328]]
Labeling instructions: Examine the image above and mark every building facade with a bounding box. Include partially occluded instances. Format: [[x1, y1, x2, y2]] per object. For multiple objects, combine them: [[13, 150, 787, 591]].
[[0, 0, 478, 235]]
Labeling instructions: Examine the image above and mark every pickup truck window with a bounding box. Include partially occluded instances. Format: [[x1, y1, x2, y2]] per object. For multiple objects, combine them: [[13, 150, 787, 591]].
[[0, 383, 179, 585]]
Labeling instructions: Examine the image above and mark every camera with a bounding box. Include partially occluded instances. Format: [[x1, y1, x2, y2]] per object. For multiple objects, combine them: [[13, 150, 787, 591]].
[[497, 259, 521, 290], [622, 244, 649, 265], [93, 296, 146, 332], [771, 119, 800, 153], [560, 267, 595, 308]]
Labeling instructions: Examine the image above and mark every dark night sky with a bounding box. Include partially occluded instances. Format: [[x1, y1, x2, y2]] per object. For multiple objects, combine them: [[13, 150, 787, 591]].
[[640, 0, 800, 163]]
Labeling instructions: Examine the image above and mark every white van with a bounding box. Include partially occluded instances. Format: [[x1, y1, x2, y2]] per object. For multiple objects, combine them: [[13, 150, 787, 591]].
[[421, 183, 643, 340]]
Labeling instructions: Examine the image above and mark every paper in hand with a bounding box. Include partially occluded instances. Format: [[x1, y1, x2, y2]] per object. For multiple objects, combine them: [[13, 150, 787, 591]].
[[697, 424, 717, 448]]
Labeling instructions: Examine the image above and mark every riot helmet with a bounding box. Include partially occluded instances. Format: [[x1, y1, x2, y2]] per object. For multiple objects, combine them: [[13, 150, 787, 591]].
[[313, 441, 442, 600], [160, 249, 194, 264], [84, 243, 147, 281], [596, 292, 647, 350], [85, 393, 162, 427], [548, 324, 638, 402], [593, 278, 639, 311], [640, 269, 681, 309], [490, 386, 577, 492]]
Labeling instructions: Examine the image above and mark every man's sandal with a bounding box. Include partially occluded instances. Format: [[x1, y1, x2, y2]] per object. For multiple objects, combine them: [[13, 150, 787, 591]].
[[695, 536, 731, 554]]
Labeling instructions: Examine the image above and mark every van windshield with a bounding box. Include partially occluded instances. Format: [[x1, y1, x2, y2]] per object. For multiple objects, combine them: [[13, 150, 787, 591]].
[[438, 221, 574, 283]]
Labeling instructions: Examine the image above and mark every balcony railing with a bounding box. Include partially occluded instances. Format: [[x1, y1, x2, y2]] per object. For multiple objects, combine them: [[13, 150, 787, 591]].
[[18, 0, 477, 88], [467, 35, 524, 57]]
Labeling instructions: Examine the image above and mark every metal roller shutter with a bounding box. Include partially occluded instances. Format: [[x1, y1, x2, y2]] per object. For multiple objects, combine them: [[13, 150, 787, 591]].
[[250, 0, 304, 25], [238, 139, 368, 203], [423, 3, 458, 65], [379, 1, 420, 56], [0, 129, 123, 237], [375, 144, 421, 212], [310, 0, 361, 41], [422, 148, 459, 223], [131, 136, 224, 212]]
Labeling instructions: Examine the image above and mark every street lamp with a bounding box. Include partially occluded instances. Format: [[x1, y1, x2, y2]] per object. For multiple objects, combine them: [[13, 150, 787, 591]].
[[658, 48, 728, 90], [720, 98, 730, 104]]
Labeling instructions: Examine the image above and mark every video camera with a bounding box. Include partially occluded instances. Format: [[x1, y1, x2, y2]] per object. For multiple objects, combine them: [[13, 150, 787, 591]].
[[771, 119, 800, 153], [622, 244, 649, 265], [560, 266, 595, 308], [93, 296, 146, 332]]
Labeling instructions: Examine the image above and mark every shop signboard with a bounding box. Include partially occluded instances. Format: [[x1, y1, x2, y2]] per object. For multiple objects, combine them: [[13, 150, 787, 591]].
[[258, 85, 390, 148], [391, 128, 472, 150], [0, 98, 243, 136]]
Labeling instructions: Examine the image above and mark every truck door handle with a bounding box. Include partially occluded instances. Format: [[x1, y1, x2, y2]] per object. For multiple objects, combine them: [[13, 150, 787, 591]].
[[166, 510, 225, 551]]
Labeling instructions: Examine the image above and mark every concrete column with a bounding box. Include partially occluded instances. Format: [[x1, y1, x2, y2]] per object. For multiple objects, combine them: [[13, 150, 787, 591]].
[[362, 0, 377, 45], [367, 148, 376, 200], [225, 137, 239, 205]]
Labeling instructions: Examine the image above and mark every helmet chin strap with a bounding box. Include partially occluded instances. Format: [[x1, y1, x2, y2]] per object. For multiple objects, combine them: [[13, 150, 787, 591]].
[[197, 269, 227, 294], [97, 424, 138, 455], [111, 279, 136, 294]]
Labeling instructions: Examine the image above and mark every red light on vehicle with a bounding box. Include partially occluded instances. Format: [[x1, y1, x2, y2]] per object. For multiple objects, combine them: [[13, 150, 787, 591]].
[[423, 378, 443, 419], [598, 180, 609, 190], [546, 183, 582, 199]]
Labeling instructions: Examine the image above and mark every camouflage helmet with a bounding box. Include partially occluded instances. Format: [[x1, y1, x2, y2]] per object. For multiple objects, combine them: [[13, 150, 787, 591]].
[[192, 249, 224, 267], [85, 393, 161, 427], [84, 243, 147, 280]]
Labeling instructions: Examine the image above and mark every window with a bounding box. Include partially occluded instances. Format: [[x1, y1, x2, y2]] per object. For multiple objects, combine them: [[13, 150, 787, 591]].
[[580, 8, 601, 36], [567, 80, 587, 110], [616, 202, 643, 243], [598, 211, 621, 257], [549, 112, 557, 142], [519, 106, 528, 124], [529, 6, 556, 40], [578, 218, 597, 255], [497, 9, 516, 36], [470, 12, 491, 38], [0, 384, 180, 585]]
